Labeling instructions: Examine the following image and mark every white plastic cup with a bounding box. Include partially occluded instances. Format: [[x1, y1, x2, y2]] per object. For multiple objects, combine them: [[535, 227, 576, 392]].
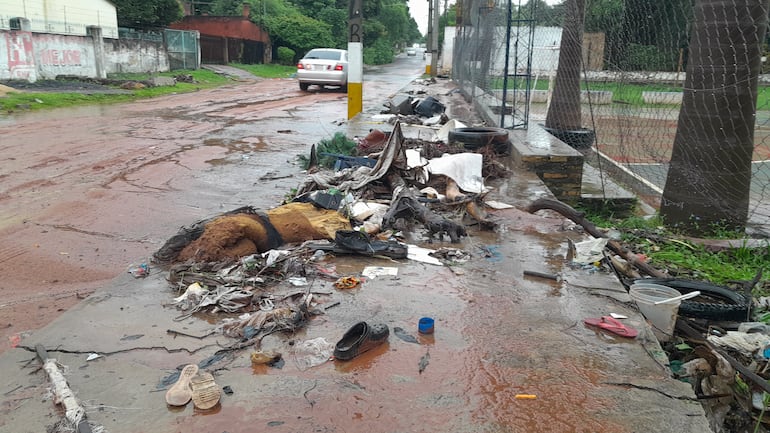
[[629, 283, 683, 342]]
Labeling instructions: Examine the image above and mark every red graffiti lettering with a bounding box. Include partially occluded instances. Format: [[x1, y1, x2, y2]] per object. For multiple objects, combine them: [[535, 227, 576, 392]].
[[40, 49, 82, 66]]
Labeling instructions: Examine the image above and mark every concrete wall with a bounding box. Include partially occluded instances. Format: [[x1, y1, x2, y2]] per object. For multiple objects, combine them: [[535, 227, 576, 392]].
[[0, 0, 119, 39], [0, 28, 171, 81], [0, 30, 37, 80], [33, 33, 98, 78], [105, 38, 169, 74]]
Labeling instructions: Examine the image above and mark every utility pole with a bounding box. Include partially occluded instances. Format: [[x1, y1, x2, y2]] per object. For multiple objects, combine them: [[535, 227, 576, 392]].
[[430, 0, 439, 76], [426, 0, 433, 75], [348, 0, 363, 119]]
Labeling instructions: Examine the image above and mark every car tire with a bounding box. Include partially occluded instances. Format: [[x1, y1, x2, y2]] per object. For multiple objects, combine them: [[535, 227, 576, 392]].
[[299, 82, 309, 91], [340, 83, 348, 93], [448, 127, 511, 154]]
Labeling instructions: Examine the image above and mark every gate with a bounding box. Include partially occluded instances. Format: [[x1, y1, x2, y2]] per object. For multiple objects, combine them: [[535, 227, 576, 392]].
[[164, 29, 200, 70]]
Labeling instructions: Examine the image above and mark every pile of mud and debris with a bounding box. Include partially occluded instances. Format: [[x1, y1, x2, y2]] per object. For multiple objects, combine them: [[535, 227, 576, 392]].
[[0, 73, 191, 95]]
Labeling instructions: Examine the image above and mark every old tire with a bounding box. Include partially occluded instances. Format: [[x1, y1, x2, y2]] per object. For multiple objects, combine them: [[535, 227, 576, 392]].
[[631, 278, 750, 321], [448, 127, 511, 154], [542, 126, 595, 149]]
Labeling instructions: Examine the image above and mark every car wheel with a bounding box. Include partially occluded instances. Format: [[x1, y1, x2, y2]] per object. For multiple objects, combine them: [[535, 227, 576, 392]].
[[299, 82, 309, 91], [340, 83, 348, 93]]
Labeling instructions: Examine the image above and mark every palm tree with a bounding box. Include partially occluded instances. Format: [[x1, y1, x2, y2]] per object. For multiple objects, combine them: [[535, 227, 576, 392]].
[[660, 0, 769, 234], [543, 0, 593, 148]]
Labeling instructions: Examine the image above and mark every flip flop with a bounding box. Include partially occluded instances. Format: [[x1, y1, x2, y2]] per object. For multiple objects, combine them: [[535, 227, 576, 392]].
[[584, 316, 638, 338], [190, 371, 221, 410], [165, 364, 199, 406]]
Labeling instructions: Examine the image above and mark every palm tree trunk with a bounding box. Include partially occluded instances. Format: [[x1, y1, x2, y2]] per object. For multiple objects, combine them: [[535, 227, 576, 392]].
[[544, 0, 586, 131], [660, 0, 769, 234]]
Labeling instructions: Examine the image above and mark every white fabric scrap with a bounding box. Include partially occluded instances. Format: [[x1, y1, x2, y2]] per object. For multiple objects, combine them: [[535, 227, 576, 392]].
[[572, 237, 609, 264], [433, 119, 467, 142], [362, 266, 399, 279], [350, 201, 389, 222], [406, 148, 428, 169], [707, 331, 770, 356], [263, 249, 291, 267], [407, 244, 443, 266], [484, 200, 514, 209], [427, 153, 485, 193], [288, 277, 308, 286], [371, 114, 396, 122]]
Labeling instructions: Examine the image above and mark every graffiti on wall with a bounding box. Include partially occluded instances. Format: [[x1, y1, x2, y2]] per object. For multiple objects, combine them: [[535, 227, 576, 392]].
[[40, 49, 83, 66], [5, 32, 35, 80]]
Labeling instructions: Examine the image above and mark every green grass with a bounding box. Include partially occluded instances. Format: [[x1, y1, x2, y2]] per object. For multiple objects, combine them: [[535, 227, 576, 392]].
[[578, 205, 769, 291], [0, 65, 299, 113], [496, 77, 770, 108], [230, 63, 296, 78]]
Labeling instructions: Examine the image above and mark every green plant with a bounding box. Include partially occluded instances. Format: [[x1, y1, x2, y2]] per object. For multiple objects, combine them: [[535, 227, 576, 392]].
[[297, 132, 357, 169], [276, 46, 296, 65], [363, 39, 395, 65], [578, 204, 769, 290]]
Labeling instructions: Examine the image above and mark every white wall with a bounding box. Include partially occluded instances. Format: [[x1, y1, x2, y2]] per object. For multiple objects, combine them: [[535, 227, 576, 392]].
[[449, 26, 563, 76], [0, 0, 119, 39]]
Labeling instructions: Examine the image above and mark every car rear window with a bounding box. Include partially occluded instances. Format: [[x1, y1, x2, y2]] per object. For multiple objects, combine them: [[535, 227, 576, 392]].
[[304, 50, 342, 61]]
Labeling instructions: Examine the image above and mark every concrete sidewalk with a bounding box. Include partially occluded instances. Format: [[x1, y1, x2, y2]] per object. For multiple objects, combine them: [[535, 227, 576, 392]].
[[0, 79, 713, 433]]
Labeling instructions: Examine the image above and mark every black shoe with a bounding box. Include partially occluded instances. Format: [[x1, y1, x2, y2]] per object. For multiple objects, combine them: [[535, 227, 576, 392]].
[[333, 322, 389, 361]]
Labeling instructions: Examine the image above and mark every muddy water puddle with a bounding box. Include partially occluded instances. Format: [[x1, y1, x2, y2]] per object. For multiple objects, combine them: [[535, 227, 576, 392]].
[[162, 220, 638, 433]]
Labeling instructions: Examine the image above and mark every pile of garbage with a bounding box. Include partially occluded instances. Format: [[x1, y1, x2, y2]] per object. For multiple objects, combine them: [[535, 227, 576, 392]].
[[150, 117, 515, 365]]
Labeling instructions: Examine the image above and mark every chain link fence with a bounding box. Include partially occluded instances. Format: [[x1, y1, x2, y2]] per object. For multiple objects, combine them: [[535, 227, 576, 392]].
[[452, 0, 770, 234]]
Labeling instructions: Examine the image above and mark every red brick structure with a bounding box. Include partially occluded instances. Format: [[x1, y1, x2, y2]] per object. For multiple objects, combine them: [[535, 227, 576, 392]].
[[170, 4, 271, 64]]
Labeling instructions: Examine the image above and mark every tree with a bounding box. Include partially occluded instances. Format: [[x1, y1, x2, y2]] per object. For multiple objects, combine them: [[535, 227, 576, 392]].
[[660, 0, 770, 234], [544, 0, 586, 133], [264, 14, 335, 58], [113, 0, 184, 28], [210, 0, 244, 15], [518, 0, 563, 27]]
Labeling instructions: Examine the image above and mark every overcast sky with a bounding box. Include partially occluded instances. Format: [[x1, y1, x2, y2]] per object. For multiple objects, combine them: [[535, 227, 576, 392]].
[[408, 0, 563, 36]]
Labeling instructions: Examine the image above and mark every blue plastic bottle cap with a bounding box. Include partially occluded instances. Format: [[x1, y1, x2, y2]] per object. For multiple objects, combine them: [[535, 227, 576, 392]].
[[418, 317, 435, 334]]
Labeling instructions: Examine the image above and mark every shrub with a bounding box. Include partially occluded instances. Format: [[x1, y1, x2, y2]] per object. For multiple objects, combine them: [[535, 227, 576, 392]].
[[277, 46, 296, 65], [363, 39, 394, 65]]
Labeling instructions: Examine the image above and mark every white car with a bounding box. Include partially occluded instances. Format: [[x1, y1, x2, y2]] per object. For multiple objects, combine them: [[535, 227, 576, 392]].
[[296, 48, 348, 92], [406, 47, 417, 56]]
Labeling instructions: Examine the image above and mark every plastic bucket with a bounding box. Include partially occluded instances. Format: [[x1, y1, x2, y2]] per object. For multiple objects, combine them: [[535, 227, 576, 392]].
[[628, 283, 682, 342]]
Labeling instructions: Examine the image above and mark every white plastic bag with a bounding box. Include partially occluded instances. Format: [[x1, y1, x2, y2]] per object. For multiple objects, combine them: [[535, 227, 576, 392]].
[[293, 337, 335, 370]]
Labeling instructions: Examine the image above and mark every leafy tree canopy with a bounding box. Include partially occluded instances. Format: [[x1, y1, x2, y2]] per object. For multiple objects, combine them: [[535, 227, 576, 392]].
[[265, 14, 336, 57], [113, 0, 183, 28], [207, 0, 421, 64]]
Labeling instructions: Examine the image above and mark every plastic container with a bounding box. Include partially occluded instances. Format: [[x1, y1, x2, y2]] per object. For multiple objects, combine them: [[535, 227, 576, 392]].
[[629, 283, 682, 342], [418, 317, 435, 335]]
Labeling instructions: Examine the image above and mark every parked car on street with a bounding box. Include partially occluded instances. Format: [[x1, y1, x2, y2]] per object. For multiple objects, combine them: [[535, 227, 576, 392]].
[[296, 48, 348, 92], [406, 47, 417, 56]]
